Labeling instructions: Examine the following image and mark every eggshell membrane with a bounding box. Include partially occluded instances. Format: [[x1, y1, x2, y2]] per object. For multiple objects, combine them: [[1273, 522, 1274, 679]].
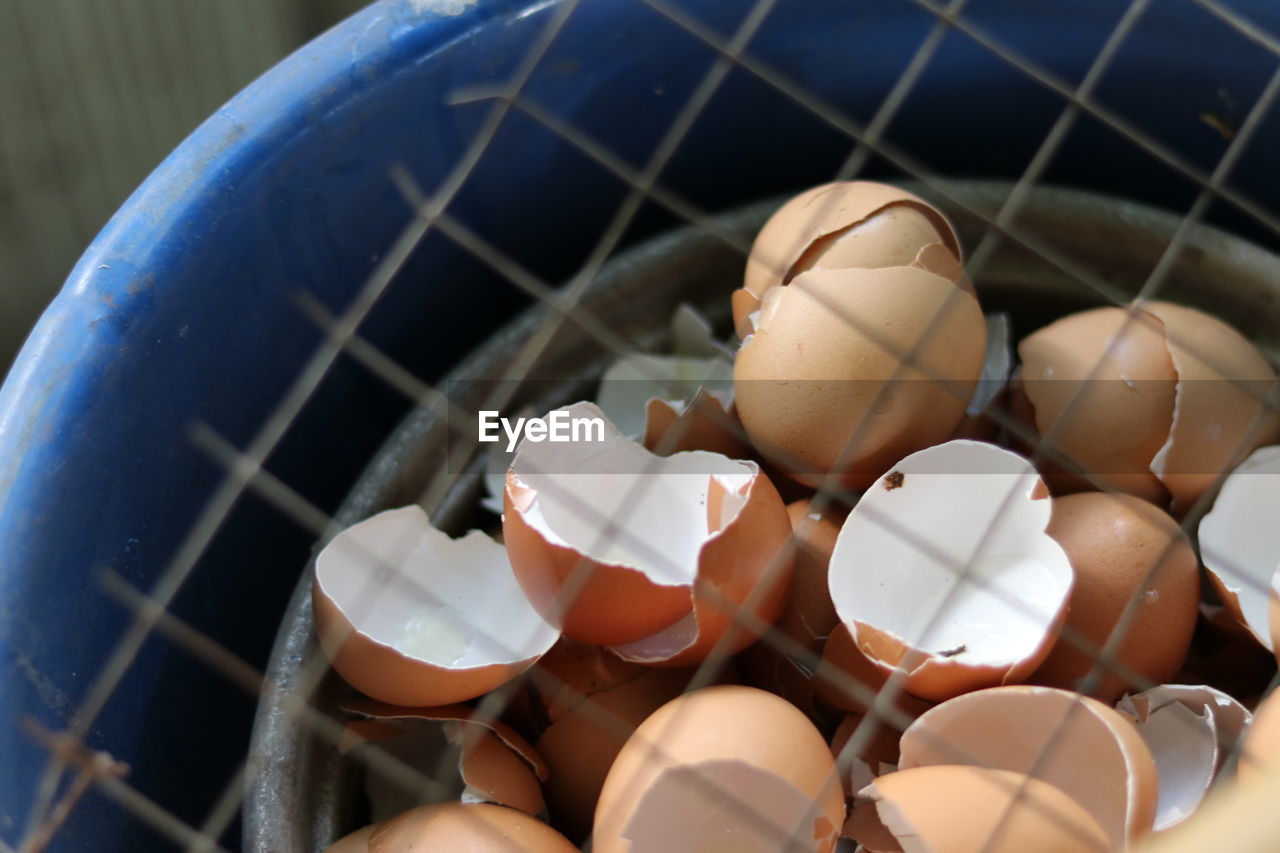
[[1239, 688, 1280, 786], [369, 802, 576, 853], [742, 181, 961, 305], [313, 507, 559, 706], [734, 267, 985, 489], [831, 713, 901, 798], [535, 668, 690, 840], [897, 685, 1158, 847], [1017, 305, 1176, 502], [594, 685, 845, 853], [1144, 301, 1280, 513], [1198, 444, 1280, 651], [643, 390, 751, 459], [1116, 692, 1218, 831], [829, 441, 1074, 701], [323, 823, 378, 853], [858, 766, 1111, 853], [1033, 491, 1199, 703], [1119, 684, 1253, 771], [504, 402, 792, 657]]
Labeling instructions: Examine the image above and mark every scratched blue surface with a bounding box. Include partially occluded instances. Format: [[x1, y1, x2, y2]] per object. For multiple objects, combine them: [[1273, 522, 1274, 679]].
[[1, 0, 1278, 849]]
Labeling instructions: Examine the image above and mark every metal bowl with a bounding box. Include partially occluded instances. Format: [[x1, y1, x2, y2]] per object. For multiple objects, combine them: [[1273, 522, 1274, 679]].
[[245, 180, 1280, 852]]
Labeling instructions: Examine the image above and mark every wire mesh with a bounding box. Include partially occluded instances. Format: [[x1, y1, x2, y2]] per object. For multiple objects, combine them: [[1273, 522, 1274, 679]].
[[11, 0, 1280, 851]]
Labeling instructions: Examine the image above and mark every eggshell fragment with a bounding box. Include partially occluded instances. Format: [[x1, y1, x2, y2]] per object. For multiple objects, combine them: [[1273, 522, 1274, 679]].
[[1016, 305, 1176, 502], [738, 181, 962, 336], [1033, 491, 1199, 703], [898, 684, 1158, 847], [830, 713, 901, 798], [828, 441, 1074, 701], [1239, 688, 1280, 785], [734, 267, 986, 489], [339, 699, 549, 821], [520, 637, 738, 840], [642, 388, 750, 458], [596, 352, 734, 442], [811, 624, 933, 721], [368, 802, 577, 852], [855, 766, 1111, 853], [1116, 687, 1240, 831], [594, 685, 845, 853], [313, 506, 559, 706], [1199, 444, 1280, 651], [1144, 301, 1280, 513], [504, 403, 793, 662]]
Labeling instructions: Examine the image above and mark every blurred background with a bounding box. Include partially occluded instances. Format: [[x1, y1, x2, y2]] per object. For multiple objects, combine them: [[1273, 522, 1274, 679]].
[[0, 0, 367, 373]]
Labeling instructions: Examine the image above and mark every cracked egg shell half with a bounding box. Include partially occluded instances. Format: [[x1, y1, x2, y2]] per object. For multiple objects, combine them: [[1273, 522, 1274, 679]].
[[898, 684, 1158, 848], [734, 265, 986, 490], [338, 700, 548, 822], [1199, 444, 1280, 654], [503, 402, 793, 665], [594, 685, 845, 853], [313, 506, 559, 707], [1016, 302, 1278, 512], [852, 766, 1111, 853], [828, 440, 1074, 701], [736, 181, 965, 338]]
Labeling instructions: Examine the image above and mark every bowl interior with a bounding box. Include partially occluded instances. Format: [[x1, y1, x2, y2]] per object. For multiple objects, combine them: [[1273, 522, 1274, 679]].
[[246, 180, 1280, 851]]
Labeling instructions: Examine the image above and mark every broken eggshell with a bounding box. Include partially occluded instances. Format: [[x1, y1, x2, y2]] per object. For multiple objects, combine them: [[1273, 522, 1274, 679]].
[[897, 684, 1158, 848], [827, 440, 1074, 701], [1239, 687, 1280, 786], [1117, 684, 1253, 831], [1199, 444, 1280, 653], [356, 802, 577, 853], [339, 709, 546, 822], [853, 766, 1111, 853], [593, 685, 845, 853], [1033, 491, 1200, 704], [736, 181, 963, 338], [313, 506, 559, 706], [502, 402, 793, 663], [733, 266, 986, 490]]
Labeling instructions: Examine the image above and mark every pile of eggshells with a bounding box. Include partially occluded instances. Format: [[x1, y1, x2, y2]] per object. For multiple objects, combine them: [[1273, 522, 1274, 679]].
[[313, 182, 1280, 852]]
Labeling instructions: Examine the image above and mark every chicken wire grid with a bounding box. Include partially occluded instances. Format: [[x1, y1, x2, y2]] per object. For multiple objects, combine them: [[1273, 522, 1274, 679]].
[[7, 0, 1280, 851]]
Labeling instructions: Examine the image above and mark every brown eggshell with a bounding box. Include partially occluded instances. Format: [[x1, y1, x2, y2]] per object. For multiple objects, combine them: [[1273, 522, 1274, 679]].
[[1239, 688, 1280, 786], [527, 636, 650, 724], [1033, 491, 1200, 703], [607, 471, 795, 666], [594, 685, 845, 853], [457, 732, 546, 817], [778, 498, 845, 644], [898, 685, 1159, 848], [830, 713, 901, 798], [536, 668, 690, 840], [734, 266, 985, 489], [742, 181, 961, 303], [857, 766, 1111, 853], [643, 390, 752, 459], [323, 823, 378, 853], [812, 624, 933, 720], [1143, 301, 1280, 513], [503, 476, 692, 646], [1017, 305, 1176, 501], [369, 802, 576, 852]]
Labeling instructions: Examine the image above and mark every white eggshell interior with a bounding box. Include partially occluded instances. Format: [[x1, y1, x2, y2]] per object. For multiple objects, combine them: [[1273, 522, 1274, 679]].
[[512, 402, 754, 587], [596, 354, 733, 439], [1127, 700, 1217, 830], [968, 313, 1012, 416], [1198, 444, 1280, 649], [829, 440, 1072, 666], [621, 759, 829, 853], [315, 505, 557, 666]]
